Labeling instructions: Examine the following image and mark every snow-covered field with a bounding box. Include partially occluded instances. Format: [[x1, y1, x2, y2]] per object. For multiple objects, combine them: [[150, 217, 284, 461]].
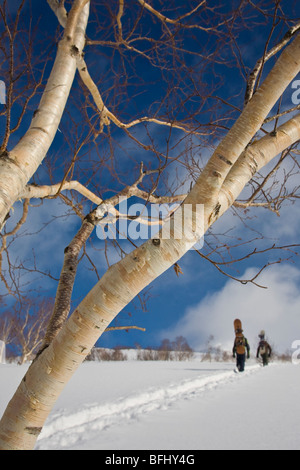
[[1, 358, 299, 450]]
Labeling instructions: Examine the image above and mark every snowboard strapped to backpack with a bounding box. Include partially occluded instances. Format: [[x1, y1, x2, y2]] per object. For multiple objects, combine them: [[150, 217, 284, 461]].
[[234, 319, 246, 355]]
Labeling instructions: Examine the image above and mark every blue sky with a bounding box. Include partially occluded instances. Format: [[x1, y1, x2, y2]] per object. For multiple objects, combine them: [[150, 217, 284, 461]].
[[1, 0, 300, 356]]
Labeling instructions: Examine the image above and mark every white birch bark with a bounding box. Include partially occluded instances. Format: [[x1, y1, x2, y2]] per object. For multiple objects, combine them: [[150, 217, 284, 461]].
[[220, 112, 300, 211], [188, 34, 300, 225], [0, 30, 299, 451], [0, 1, 90, 229]]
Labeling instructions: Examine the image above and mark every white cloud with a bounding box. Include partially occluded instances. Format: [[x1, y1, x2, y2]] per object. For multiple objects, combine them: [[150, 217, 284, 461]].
[[260, 202, 300, 240], [0, 199, 80, 295], [162, 264, 300, 354]]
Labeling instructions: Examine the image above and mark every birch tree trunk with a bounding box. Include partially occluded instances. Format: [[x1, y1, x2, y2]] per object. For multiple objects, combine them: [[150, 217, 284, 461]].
[[0, 0, 90, 230], [0, 28, 299, 451]]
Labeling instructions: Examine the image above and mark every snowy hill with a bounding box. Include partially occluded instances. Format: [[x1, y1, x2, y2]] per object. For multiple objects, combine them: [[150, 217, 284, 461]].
[[0, 359, 299, 450]]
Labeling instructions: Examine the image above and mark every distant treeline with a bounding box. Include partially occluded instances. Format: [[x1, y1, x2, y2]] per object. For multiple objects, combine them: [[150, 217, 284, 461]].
[[86, 336, 194, 362]]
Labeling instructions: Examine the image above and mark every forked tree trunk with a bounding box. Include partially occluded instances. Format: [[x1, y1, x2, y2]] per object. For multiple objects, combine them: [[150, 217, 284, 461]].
[[0, 0, 90, 229], [0, 29, 299, 451]]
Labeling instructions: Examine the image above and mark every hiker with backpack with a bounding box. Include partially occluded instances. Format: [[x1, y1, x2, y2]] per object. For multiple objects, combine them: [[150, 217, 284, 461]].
[[233, 319, 250, 373], [256, 331, 272, 366]]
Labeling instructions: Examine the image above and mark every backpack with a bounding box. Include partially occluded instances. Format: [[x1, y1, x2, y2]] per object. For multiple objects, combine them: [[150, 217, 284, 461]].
[[259, 340, 268, 355], [235, 335, 246, 355]]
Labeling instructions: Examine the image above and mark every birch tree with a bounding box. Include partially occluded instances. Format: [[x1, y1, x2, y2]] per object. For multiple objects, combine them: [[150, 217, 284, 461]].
[[0, 0, 300, 450]]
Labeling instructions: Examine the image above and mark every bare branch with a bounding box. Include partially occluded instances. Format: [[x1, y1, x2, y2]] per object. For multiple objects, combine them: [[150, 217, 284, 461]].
[[245, 22, 300, 105], [64, 0, 90, 40], [137, 0, 225, 32], [104, 325, 146, 333], [77, 55, 207, 135], [116, 0, 125, 41], [20, 181, 102, 205], [47, 0, 68, 28], [264, 104, 300, 124], [195, 248, 288, 289], [21, 178, 187, 211]]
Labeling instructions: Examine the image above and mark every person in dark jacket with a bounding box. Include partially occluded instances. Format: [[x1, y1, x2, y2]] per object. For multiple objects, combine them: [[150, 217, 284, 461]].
[[256, 331, 272, 366], [233, 329, 250, 373]]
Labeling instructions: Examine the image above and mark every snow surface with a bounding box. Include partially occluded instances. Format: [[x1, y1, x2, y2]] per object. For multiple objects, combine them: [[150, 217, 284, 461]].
[[0, 358, 299, 450]]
